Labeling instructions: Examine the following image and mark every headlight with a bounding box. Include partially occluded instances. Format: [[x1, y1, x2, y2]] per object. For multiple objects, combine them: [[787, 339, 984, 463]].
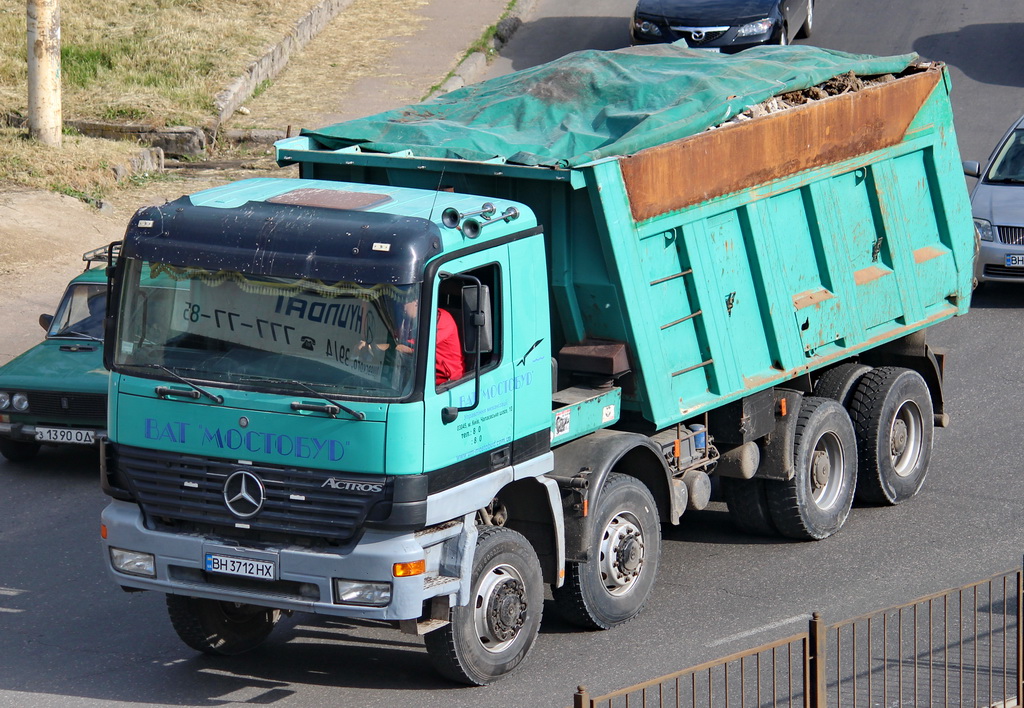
[[11, 393, 29, 412], [737, 18, 774, 37], [633, 19, 662, 36], [333, 578, 392, 607], [974, 218, 994, 242], [0, 393, 9, 410], [110, 548, 156, 577]]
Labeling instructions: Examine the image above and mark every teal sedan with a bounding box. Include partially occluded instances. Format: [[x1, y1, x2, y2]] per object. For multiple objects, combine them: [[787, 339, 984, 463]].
[[0, 253, 109, 462]]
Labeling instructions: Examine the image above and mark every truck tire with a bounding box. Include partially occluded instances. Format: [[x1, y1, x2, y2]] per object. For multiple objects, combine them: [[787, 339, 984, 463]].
[[848, 367, 933, 505], [165, 595, 280, 655], [813, 362, 872, 407], [720, 477, 778, 536], [766, 397, 857, 540], [424, 526, 543, 685], [553, 473, 661, 630], [0, 438, 41, 463]]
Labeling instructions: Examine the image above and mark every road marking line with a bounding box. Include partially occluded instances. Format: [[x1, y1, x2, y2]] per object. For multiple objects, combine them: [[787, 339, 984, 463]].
[[709, 614, 811, 647]]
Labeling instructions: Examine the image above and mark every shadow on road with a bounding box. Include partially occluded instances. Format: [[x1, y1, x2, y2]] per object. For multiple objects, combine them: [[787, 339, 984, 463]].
[[502, 16, 631, 72], [967, 282, 1024, 309], [915, 24, 1024, 89]]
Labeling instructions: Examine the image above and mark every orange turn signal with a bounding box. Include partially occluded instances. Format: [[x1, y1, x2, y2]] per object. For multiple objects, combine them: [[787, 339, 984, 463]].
[[100, 524, 108, 539], [779, 397, 788, 417], [393, 560, 426, 577]]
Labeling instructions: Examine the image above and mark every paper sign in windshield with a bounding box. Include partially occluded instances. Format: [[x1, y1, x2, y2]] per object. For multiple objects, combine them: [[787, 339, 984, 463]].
[[175, 284, 389, 383]]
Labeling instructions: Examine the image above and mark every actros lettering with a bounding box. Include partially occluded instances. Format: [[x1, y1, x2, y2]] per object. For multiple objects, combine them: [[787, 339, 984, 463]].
[[322, 478, 383, 493]]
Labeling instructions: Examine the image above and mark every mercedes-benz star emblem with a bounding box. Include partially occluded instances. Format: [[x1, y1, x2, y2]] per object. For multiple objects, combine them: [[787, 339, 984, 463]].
[[223, 470, 266, 518]]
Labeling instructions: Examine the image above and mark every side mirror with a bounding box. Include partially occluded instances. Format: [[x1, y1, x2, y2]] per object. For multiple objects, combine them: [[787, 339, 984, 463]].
[[460, 284, 493, 355], [39, 313, 53, 331], [962, 160, 981, 179]]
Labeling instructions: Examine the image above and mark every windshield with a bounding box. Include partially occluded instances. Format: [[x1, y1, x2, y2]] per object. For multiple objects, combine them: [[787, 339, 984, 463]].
[[985, 129, 1024, 184], [113, 259, 421, 399], [48, 282, 106, 340]]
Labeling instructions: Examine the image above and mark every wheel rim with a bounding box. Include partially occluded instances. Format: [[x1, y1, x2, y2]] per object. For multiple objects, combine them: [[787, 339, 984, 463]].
[[778, 25, 789, 45], [599, 511, 646, 597], [890, 400, 924, 477], [806, 0, 813, 32], [473, 563, 528, 654], [807, 431, 847, 510]]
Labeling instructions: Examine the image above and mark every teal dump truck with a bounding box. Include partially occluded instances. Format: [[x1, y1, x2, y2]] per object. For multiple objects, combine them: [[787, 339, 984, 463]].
[[99, 45, 974, 684]]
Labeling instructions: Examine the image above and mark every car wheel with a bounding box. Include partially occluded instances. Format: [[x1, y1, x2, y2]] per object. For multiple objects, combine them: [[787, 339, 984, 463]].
[[775, 23, 790, 45], [0, 438, 41, 463], [424, 526, 543, 685], [797, 0, 814, 39]]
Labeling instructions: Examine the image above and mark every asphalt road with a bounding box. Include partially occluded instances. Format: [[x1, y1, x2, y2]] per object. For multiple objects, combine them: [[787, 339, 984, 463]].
[[2, 1, 1023, 706]]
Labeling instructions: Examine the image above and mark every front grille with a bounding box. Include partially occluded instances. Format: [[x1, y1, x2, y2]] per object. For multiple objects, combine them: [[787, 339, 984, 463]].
[[114, 444, 390, 544], [27, 391, 106, 419], [997, 225, 1024, 245], [676, 28, 726, 45], [983, 264, 1024, 279]]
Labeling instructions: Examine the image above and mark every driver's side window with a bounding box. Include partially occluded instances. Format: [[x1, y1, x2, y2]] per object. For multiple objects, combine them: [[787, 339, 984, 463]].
[[435, 263, 501, 390]]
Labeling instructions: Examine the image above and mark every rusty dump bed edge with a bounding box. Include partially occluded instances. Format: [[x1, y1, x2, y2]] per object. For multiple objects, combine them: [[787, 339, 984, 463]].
[[619, 68, 942, 222]]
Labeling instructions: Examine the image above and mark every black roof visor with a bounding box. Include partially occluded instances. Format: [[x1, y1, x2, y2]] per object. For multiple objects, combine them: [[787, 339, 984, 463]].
[[123, 196, 444, 284]]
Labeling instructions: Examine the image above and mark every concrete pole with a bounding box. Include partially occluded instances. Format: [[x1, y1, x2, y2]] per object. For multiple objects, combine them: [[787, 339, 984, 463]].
[[26, 0, 62, 147]]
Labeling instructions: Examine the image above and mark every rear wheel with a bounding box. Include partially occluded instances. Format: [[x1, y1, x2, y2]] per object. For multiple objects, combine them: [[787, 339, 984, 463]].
[[553, 473, 661, 629], [721, 476, 777, 536], [165, 595, 280, 655], [848, 367, 933, 505], [424, 526, 543, 685], [813, 362, 872, 407], [0, 438, 41, 463], [766, 397, 857, 540]]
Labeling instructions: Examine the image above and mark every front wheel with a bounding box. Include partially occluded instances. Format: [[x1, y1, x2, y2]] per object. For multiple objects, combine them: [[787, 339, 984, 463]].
[[766, 397, 857, 540], [721, 476, 777, 537], [849, 367, 933, 505], [424, 526, 543, 685], [553, 473, 661, 629], [165, 595, 280, 655], [796, 0, 814, 38], [0, 438, 41, 463]]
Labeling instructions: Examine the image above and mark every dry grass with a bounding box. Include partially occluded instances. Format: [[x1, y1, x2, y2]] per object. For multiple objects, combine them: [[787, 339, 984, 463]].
[[0, 0, 324, 126], [240, 0, 429, 131], [0, 126, 158, 203]]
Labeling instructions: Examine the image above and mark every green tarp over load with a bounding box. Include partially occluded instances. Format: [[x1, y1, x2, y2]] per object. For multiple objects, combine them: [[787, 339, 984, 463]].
[[302, 43, 917, 168]]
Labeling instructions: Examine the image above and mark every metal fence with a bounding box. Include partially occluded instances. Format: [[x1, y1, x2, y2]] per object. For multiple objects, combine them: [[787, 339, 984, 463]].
[[572, 569, 1022, 708]]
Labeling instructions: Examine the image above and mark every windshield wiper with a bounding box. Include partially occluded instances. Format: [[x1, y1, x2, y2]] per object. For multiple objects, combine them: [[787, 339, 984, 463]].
[[141, 364, 224, 404], [54, 330, 103, 342], [239, 375, 365, 421]]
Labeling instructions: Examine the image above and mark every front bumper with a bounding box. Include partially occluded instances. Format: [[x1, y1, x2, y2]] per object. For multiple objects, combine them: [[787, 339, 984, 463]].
[[976, 239, 1024, 283], [100, 499, 473, 620], [0, 420, 105, 445]]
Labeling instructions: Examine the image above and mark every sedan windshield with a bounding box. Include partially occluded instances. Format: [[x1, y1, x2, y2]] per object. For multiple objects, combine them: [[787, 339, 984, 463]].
[[48, 283, 106, 340], [113, 259, 421, 399], [985, 129, 1024, 184]]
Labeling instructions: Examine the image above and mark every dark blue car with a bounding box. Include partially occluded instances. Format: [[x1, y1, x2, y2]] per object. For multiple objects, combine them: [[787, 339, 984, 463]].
[[630, 0, 814, 51]]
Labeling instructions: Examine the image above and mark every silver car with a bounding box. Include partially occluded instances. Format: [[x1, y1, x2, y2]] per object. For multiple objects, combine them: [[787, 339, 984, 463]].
[[963, 113, 1024, 285]]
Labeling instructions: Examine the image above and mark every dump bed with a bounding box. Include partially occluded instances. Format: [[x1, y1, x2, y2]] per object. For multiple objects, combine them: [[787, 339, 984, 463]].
[[276, 44, 975, 429]]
